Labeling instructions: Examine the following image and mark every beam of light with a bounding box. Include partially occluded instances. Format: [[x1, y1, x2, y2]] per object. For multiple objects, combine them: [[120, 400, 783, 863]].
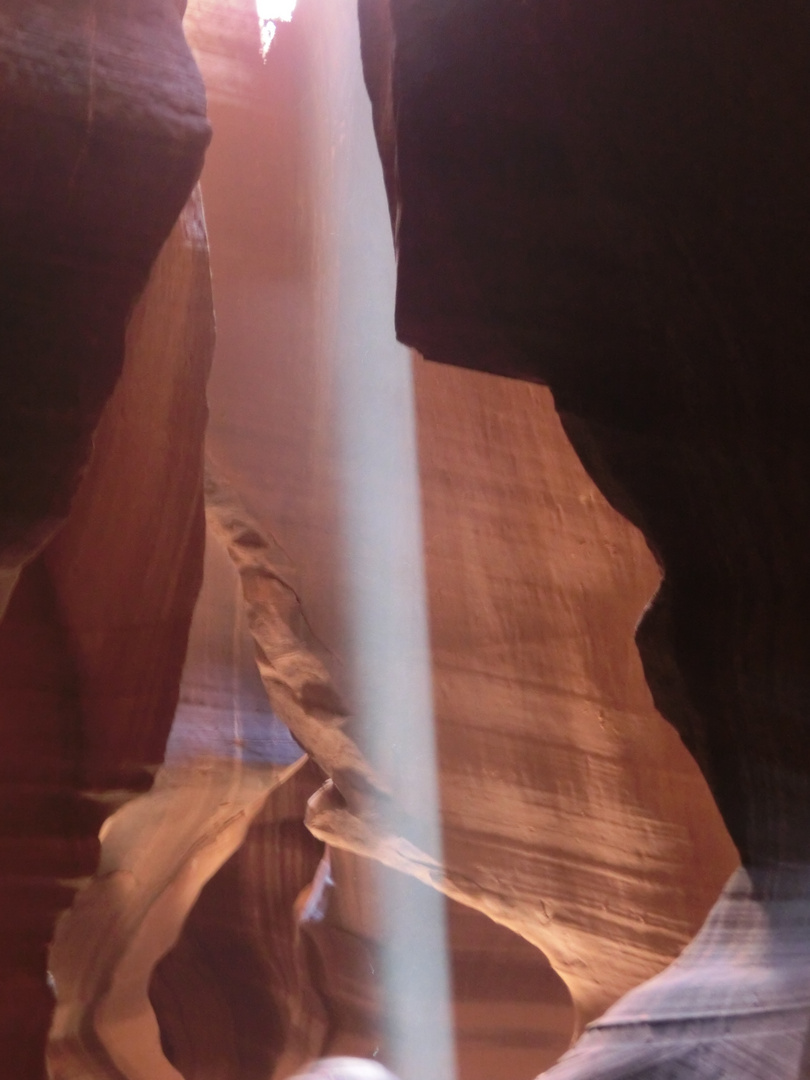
[[303, 1, 458, 1078], [290, 1059, 398, 1080], [255, 0, 298, 58]]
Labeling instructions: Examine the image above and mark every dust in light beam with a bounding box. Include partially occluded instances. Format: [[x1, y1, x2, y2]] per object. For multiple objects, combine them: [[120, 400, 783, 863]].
[[256, 0, 298, 57]]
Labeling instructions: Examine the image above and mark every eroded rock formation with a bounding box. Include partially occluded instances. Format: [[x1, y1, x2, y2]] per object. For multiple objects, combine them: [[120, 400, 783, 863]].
[[181, 0, 736, 1068], [48, 489, 305, 1080], [2, 0, 804, 1077], [297, 849, 573, 1077], [0, 0, 209, 607], [360, 0, 810, 864], [151, 760, 328, 1080], [0, 9, 209, 1067], [357, 0, 810, 1075], [0, 178, 211, 1078]]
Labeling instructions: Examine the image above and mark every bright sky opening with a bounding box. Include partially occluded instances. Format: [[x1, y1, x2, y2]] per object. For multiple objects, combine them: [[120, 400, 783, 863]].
[[256, 0, 298, 58]]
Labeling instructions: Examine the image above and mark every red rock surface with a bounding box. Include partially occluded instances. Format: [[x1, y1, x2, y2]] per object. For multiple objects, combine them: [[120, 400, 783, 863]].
[[0, 13, 208, 1064], [359, 0, 810, 867], [48, 505, 304, 1080], [179, 4, 738, 1075], [1, 184, 212, 1079], [0, 0, 209, 594], [358, 0, 810, 1074], [298, 848, 573, 1079], [151, 761, 328, 1080], [5, 0, 805, 1077]]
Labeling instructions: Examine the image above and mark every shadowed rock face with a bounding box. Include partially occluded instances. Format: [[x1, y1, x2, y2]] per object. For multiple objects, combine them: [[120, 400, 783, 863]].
[[0, 6, 209, 1074], [187, 2, 734, 1048], [359, 0, 810, 868], [34, 192, 212, 1080], [150, 762, 328, 1080], [0, 0, 210, 580], [542, 865, 810, 1078], [296, 847, 574, 1079], [163, 5, 737, 1077], [2, 0, 801, 1076], [358, 0, 810, 1075]]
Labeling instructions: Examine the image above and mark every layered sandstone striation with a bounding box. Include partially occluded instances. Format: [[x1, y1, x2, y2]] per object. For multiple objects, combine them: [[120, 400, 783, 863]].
[[358, 0, 810, 1075], [0, 9, 209, 1067], [2, 0, 798, 1077], [48, 492, 306, 1080], [0, 0, 209, 605], [151, 760, 328, 1080], [181, 2, 736, 1072], [297, 847, 573, 1077], [542, 865, 810, 1077], [359, 0, 810, 867], [2, 183, 213, 1079]]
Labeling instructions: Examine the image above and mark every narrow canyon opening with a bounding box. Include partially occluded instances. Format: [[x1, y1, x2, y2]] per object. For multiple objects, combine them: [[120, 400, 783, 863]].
[[43, 2, 735, 1078], [12, 1, 804, 1078]]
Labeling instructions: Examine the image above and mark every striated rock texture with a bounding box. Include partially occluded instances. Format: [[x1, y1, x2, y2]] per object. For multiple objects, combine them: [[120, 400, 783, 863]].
[[360, 0, 810, 869], [358, 0, 810, 1075], [48, 498, 304, 1080], [0, 182, 213, 1080], [152, 764, 572, 1080], [154, 463, 573, 1080], [42, 190, 214, 796], [542, 865, 810, 1078], [298, 847, 573, 1079], [151, 760, 328, 1080], [306, 353, 736, 1027], [204, 389, 734, 1037], [0, 6, 209, 1073], [0, 10, 212, 1062], [0, 0, 209, 606], [184, 0, 737, 1071], [414, 358, 735, 1024]]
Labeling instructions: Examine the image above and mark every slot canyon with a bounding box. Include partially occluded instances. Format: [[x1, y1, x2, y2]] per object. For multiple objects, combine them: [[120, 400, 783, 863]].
[[0, 1, 808, 1077]]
